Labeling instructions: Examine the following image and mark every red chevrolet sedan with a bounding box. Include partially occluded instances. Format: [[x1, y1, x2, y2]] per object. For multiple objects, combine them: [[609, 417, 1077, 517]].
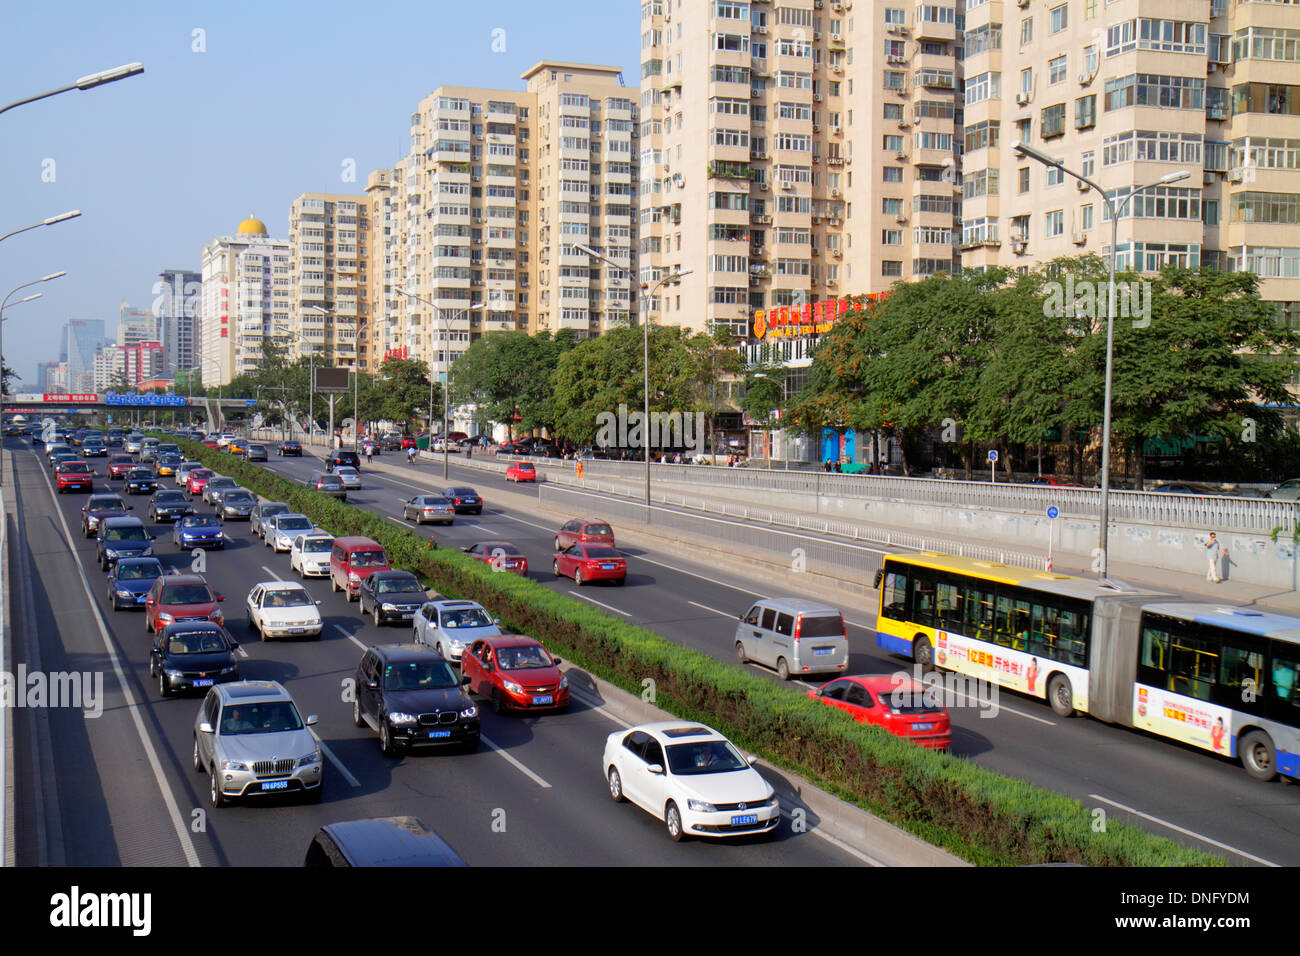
[[553, 518, 614, 551], [808, 675, 951, 750], [553, 543, 626, 586], [186, 468, 215, 497], [461, 636, 568, 714], [505, 462, 536, 483]]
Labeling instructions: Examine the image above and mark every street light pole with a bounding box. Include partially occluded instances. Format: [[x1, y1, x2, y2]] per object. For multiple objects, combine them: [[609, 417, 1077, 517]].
[[1013, 142, 1188, 578], [0, 62, 144, 117], [0, 271, 66, 488]]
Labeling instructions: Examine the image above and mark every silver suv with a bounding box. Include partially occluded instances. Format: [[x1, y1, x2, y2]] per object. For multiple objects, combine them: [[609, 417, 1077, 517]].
[[193, 681, 323, 807]]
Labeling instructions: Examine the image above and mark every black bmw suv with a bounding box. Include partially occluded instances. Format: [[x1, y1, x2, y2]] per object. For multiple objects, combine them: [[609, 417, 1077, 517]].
[[352, 644, 478, 756]]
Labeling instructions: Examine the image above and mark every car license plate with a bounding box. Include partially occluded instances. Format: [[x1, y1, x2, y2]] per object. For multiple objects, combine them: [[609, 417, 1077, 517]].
[[912, 722, 934, 731], [731, 814, 758, 826], [428, 730, 451, 739], [813, 648, 834, 657], [260, 780, 289, 791], [193, 679, 213, 687], [289, 628, 305, 634], [601, 563, 615, 570], [532, 695, 553, 705]]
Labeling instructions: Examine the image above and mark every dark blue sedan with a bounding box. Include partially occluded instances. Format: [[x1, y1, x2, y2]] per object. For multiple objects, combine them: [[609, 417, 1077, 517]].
[[172, 513, 225, 551], [106, 557, 166, 611], [125, 467, 158, 495]]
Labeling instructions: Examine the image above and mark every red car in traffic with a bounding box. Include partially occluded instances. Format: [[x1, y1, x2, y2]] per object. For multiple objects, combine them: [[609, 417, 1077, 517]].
[[55, 461, 96, 493], [808, 675, 951, 750], [186, 468, 215, 497], [144, 574, 225, 632], [107, 455, 136, 479], [553, 543, 626, 586], [505, 462, 536, 483], [554, 518, 615, 550], [461, 636, 569, 714], [462, 541, 528, 576]]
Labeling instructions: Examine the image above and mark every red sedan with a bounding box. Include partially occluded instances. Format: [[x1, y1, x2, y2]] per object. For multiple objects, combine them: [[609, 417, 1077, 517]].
[[462, 541, 528, 576], [107, 455, 136, 479], [505, 462, 536, 483], [55, 461, 96, 493], [554, 518, 614, 550], [144, 574, 225, 633], [186, 468, 215, 497], [808, 675, 951, 750], [400, 436, 417, 450], [462, 636, 569, 714], [200, 439, 219, 449], [553, 543, 626, 586]]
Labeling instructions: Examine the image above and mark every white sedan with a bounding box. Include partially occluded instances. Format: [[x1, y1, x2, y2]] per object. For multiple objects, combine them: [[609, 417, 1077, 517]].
[[265, 513, 316, 552], [334, 466, 362, 489], [413, 599, 502, 662], [602, 722, 779, 842], [290, 533, 334, 577], [245, 581, 323, 640]]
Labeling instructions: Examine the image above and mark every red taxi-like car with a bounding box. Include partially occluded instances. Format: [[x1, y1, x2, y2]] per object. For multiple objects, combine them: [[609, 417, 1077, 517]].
[[808, 675, 951, 750], [461, 636, 569, 714]]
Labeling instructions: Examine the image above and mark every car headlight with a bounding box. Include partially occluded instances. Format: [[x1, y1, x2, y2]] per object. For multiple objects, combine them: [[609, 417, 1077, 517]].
[[158, 612, 174, 623], [143, 544, 153, 556], [687, 799, 718, 813], [348, 573, 361, 583], [220, 759, 248, 772], [209, 609, 223, 621], [164, 669, 183, 678], [459, 705, 478, 719], [766, 794, 780, 807], [559, 675, 569, 690], [297, 749, 321, 767], [104, 549, 120, 558], [387, 712, 417, 726], [503, 680, 523, 695], [219, 665, 237, 675], [115, 589, 133, 598], [381, 603, 396, 611]]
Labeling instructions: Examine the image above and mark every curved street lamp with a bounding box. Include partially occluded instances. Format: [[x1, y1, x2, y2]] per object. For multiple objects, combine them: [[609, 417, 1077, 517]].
[[0, 271, 66, 487]]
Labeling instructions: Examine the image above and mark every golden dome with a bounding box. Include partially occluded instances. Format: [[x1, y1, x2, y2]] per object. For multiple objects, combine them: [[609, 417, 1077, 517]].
[[237, 214, 268, 235]]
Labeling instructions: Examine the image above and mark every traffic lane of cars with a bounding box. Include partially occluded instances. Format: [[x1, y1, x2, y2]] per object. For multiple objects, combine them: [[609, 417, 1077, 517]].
[[253, 450, 1300, 864], [40, 458, 858, 867]]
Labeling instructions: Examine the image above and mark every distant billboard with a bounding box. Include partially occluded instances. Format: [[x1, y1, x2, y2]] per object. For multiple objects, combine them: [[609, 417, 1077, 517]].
[[314, 367, 350, 392]]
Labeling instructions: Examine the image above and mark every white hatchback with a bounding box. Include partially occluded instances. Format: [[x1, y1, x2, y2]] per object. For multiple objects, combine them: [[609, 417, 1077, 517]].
[[290, 533, 334, 578], [603, 722, 779, 842]]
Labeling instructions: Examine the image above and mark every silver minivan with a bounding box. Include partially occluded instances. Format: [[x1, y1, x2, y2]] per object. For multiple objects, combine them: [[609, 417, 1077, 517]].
[[734, 598, 849, 680], [139, 437, 161, 462]]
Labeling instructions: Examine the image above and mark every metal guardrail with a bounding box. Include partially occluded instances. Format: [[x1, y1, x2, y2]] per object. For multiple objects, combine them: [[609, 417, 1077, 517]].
[[580, 458, 1300, 535], [543, 473, 1045, 582]]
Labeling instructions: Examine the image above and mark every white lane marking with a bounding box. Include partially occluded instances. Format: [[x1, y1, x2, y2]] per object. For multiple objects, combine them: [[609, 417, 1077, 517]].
[[38, 460, 203, 867], [688, 600, 734, 618], [567, 687, 631, 728], [625, 551, 761, 598], [334, 624, 368, 652], [386, 515, 418, 530], [259, 565, 284, 581], [234, 645, 249, 659], [1088, 794, 1279, 867], [567, 591, 632, 617], [313, 735, 361, 788], [481, 734, 552, 788]]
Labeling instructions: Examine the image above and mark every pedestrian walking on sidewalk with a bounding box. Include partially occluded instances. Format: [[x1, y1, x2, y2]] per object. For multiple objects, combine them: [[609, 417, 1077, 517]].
[[1206, 532, 1226, 583]]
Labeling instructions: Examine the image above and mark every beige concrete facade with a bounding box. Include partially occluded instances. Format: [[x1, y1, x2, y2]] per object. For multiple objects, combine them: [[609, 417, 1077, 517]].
[[288, 193, 371, 373]]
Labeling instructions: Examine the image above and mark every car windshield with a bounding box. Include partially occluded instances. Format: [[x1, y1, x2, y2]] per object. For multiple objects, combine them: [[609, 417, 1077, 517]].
[[166, 632, 227, 655], [584, 524, 613, 536], [665, 740, 748, 775], [104, 526, 148, 542], [277, 517, 313, 531], [116, 561, 162, 580], [302, 538, 332, 553], [377, 575, 421, 594], [351, 550, 388, 568], [110, 456, 132, 464], [62, 463, 91, 473], [261, 505, 289, 517], [263, 587, 313, 608], [584, 547, 621, 559], [89, 497, 125, 511], [224, 493, 254, 504], [160, 584, 213, 604], [219, 701, 303, 735], [155, 492, 187, 503], [317, 477, 342, 487], [128, 469, 151, 478], [181, 516, 217, 527], [441, 607, 492, 628], [496, 644, 553, 670], [191, 470, 213, 479], [383, 660, 458, 691]]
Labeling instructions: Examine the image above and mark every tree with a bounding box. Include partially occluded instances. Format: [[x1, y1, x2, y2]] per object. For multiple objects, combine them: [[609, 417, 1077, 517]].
[[1, 361, 18, 397], [451, 331, 575, 438]]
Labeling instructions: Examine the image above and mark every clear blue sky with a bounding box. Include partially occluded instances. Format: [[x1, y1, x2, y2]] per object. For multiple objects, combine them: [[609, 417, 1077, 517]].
[[0, 0, 640, 387]]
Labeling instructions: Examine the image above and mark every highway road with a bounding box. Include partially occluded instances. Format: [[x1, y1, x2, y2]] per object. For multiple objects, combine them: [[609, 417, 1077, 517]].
[[5, 437, 864, 867], [13, 435, 1300, 866]]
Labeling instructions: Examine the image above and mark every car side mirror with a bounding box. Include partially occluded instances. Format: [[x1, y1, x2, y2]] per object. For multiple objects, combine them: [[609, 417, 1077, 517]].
[[145, 598, 155, 605], [316, 600, 322, 606], [746, 755, 758, 765], [306, 715, 319, 726], [552, 657, 562, 665], [217, 595, 225, 602], [648, 764, 665, 775], [198, 722, 214, 734]]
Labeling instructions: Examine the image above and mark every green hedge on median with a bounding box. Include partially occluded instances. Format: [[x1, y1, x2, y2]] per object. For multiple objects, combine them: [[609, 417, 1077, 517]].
[[166, 434, 1222, 866]]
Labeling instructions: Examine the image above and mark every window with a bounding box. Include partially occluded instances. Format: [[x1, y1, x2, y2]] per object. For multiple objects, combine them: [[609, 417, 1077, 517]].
[[1019, 167, 1030, 193], [1081, 150, 1095, 178], [965, 23, 1003, 58], [1075, 94, 1097, 129], [965, 72, 1001, 104], [1049, 55, 1067, 85], [882, 260, 903, 276], [1105, 74, 1205, 111], [1049, 3, 1068, 34], [962, 216, 999, 243], [882, 229, 904, 244], [1108, 19, 1207, 56], [1082, 204, 1094, 229], [1042, 103, 1066, 137], [1047, 165, 1064, 186], [1046, 209, 1064, 236], [883, 166, 904, 182], [1020, 17, 1033, 46], [965, 119, 1000, 152]]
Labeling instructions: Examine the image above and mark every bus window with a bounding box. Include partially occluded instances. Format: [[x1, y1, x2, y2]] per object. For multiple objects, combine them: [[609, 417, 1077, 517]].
[[1169, 634, 1219, 701], [994, 593, 1018, 649], [1141, 624, 1170, 674], [1218, 645, 1262, 709], [880, 571, 908, 621], [964, 586, 995, 643], [936, 578, 963, 630], [909, 568, 938, 628], [1270, 655, 1299, 706]]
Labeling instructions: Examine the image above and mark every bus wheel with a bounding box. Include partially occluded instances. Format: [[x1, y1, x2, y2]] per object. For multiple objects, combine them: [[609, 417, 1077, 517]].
[[1047, 674, 1075, 717], [912, 636, 933, 671], [1240, 731, 1277, 782]]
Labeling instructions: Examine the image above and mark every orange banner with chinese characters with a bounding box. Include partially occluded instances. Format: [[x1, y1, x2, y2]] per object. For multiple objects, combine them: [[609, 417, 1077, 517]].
[[751, 291, 888, 340]]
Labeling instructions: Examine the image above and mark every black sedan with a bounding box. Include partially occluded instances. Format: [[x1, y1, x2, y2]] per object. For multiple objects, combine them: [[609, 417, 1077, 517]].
[[81, 493, 132, 538], [150, 622, 240, 697], [124, 467, 158, 495], [149, 490, 194, 522], [443, 486, 483, 515], [279, 441, 303, 457], [352, 644, 478, 755], [358, 570, 429, 626], [219, 490, 257, 521]]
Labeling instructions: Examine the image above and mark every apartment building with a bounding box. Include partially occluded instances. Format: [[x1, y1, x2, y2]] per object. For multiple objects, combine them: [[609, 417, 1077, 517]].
[[93, 342, 164, 391], [154, 268, 201, 378], [198, 216, 291, 387], [363, 170, 396, 372], [288, 193, 373, 373], [381, 62, 638, 383], [962, 0, 1299, 327], [637, 0, 961, 343], [116, 302, 160, 348]]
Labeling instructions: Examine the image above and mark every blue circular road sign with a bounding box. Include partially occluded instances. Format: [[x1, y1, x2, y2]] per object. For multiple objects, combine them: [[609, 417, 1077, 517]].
[[1047, 506, 1059, 519]]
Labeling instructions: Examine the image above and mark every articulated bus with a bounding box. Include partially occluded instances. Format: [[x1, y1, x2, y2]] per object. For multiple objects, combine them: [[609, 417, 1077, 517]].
[[874, 553, 1300, 783]]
